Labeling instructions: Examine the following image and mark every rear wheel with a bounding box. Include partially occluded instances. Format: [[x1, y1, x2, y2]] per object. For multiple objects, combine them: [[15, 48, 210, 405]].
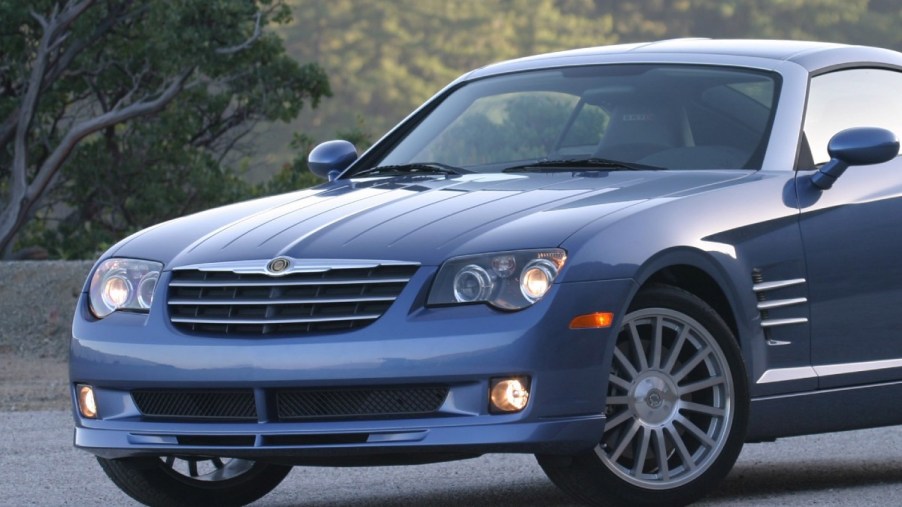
[[539, 284, 748, 506], [97, 455, 291, 507]]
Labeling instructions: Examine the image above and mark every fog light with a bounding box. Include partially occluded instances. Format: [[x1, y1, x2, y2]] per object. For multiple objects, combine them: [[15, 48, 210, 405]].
[[490, 377, 530, 413], [77, 384, 97, 419]]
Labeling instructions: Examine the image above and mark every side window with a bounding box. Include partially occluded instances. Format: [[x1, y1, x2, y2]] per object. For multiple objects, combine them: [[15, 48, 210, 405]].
[[804, 69, 902, 165]]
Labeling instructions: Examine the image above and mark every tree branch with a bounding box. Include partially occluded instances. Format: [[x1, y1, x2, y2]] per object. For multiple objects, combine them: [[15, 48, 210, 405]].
[[0, 66, 193, 254], [25, 68, 194, 204], [215, 11, 262, 55], [42, 1, 133, 89]]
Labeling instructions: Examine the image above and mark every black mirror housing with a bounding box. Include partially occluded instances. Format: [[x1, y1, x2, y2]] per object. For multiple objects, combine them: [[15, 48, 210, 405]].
[[308, 140, 358, 181], [811, 127, 899, 190]]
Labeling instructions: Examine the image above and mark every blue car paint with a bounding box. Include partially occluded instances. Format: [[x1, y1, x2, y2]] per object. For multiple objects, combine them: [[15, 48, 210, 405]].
[[71, 39, 902, 463]]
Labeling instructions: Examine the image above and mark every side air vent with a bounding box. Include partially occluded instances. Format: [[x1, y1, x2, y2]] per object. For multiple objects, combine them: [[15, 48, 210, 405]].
[[751, 272, 808, 331]]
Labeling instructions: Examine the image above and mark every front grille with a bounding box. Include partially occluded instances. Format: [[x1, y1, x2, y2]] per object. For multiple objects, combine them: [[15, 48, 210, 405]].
[[276, 386, 450, 420], [168, 260, 418, 336], [132, 389, 257, 421]]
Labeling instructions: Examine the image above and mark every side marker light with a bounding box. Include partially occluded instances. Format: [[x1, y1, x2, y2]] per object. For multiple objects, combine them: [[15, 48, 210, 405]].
[[569, 312, 615, 329]]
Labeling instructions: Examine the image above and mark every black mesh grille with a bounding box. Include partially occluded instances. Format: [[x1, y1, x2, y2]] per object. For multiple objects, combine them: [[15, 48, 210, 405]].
[[132, 390, 257, 421], [168, 263, 418, 336], [276, 386, 449, 420]]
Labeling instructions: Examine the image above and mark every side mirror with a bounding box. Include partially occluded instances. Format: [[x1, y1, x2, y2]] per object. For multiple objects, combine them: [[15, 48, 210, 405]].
[[810, 127, 899, 190], [308, 140, 358, 181]]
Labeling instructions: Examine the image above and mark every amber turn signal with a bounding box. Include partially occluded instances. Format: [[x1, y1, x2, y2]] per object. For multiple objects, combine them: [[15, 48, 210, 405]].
[[569, 312, 614, 329]]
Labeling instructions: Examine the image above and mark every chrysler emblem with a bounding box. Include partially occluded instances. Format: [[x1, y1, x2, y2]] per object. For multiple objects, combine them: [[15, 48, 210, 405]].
[[266, 257, 291, 275]]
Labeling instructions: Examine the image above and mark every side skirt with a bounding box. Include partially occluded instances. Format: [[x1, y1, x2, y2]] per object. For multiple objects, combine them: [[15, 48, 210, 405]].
[[746, 380, 902, 442]]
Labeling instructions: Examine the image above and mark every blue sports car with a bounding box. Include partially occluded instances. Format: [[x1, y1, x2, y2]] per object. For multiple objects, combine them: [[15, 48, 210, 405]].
[[71, 39, 902, 506]]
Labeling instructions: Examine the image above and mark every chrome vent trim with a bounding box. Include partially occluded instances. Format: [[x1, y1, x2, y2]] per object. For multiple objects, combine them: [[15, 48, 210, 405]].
[[760, 317, 809, 328], [752, 278, 806, 293], [756, 297, 807, 311], [168, 259, 419, 336], [752, 274, 808, 332]]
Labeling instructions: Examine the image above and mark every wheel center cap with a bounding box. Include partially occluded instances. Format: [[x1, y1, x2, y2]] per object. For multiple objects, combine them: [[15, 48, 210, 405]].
[[630, 373, 679, 426], [645, 388, 664, 409]]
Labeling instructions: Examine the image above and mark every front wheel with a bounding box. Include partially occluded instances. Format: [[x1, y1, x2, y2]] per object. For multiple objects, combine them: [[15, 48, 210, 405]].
[[539, 284, 748, 506], [97, 455, 292, 507]]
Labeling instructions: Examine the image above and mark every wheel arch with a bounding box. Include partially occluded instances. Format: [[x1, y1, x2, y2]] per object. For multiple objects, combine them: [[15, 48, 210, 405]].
[[641, 265, 738, 338], [628, 247, 753, 349]]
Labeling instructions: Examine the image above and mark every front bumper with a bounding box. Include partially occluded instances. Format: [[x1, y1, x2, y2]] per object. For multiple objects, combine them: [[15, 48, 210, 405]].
[[70, 271, 635, 463]]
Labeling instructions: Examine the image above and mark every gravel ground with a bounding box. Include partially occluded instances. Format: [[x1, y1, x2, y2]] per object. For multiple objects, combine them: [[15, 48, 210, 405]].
[[0, 261, 88, 411], [0, 260, 92, 358], [0, 352, 69, 411]]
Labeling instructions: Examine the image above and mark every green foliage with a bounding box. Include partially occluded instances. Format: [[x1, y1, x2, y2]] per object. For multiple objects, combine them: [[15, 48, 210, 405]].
[[7, 1, 331, 259], [254, 120, 372, 198], [278, 0, 901, 149], [255, 132, 323, 197]]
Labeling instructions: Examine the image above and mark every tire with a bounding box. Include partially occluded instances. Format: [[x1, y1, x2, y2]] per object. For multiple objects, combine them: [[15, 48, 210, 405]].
[[538, 284, 749, 506], [97, 455, 292, 507]]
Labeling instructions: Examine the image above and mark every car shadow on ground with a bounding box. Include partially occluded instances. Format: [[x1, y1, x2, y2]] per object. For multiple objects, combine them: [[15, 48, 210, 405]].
[[260, 459, 902, 507], [707, 460, 902, 501]]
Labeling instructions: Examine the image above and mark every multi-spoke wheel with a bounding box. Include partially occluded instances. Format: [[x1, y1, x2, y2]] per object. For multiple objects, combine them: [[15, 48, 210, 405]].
[[539, 284, 748, 506], [97, 455, 292, 507]]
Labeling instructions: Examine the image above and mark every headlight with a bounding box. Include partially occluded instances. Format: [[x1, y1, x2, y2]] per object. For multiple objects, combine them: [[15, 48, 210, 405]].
[[428, 249, 566, 310], [88, 258, 163, 319]]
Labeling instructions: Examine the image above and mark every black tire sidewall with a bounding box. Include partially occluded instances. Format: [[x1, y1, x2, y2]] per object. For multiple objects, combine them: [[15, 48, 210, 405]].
[[97, 456, 292, 507]]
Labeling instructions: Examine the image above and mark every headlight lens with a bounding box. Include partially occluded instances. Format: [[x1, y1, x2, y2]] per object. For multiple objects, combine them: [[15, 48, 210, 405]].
[[89, 258, 163, 319], [428, 249, 566, 310]]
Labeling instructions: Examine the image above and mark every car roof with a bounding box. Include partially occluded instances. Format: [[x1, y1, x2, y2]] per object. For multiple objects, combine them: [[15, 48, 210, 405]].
[[466, 39, 902, 79]]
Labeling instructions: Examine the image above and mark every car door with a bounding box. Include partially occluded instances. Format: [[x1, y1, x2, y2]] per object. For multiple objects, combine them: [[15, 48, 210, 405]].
[[796, 68, 902, 389]]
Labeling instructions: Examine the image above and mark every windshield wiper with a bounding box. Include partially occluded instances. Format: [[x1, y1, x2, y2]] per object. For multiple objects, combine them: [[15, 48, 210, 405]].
[[354, 162, 470, 177], [503, 158, 664, 173]]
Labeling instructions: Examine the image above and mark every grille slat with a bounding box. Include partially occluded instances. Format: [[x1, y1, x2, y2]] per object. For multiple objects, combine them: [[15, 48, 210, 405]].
[[171, 314, 382, 325], [168, 260, 418, 336], [169, 277, 413, 288], [168, 296, 397, 306]]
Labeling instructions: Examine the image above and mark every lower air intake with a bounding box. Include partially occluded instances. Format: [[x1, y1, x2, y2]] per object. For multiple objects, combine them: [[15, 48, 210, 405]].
[[276, 386, 449, 420], [132, 389, 257, 421]]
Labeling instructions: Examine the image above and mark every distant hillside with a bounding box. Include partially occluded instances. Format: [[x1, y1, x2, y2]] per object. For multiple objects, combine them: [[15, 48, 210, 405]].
[[248, 0, 902, 180]]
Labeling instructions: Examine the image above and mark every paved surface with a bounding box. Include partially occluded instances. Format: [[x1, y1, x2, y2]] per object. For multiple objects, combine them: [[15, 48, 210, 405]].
[[3, 411, 902, 506]]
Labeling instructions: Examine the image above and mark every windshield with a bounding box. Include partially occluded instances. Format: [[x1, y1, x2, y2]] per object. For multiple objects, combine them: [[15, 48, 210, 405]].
[[374, 64, 779, 172]]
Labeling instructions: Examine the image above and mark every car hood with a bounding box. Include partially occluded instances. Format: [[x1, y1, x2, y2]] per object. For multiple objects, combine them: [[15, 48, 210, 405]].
[[111, 170, 751, 268]]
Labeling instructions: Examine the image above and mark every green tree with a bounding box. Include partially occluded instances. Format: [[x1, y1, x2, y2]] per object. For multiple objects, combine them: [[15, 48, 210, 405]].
[[1, 0, 330, 258], [280, 0, 617, 143], [271, 0, 899, 154]]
